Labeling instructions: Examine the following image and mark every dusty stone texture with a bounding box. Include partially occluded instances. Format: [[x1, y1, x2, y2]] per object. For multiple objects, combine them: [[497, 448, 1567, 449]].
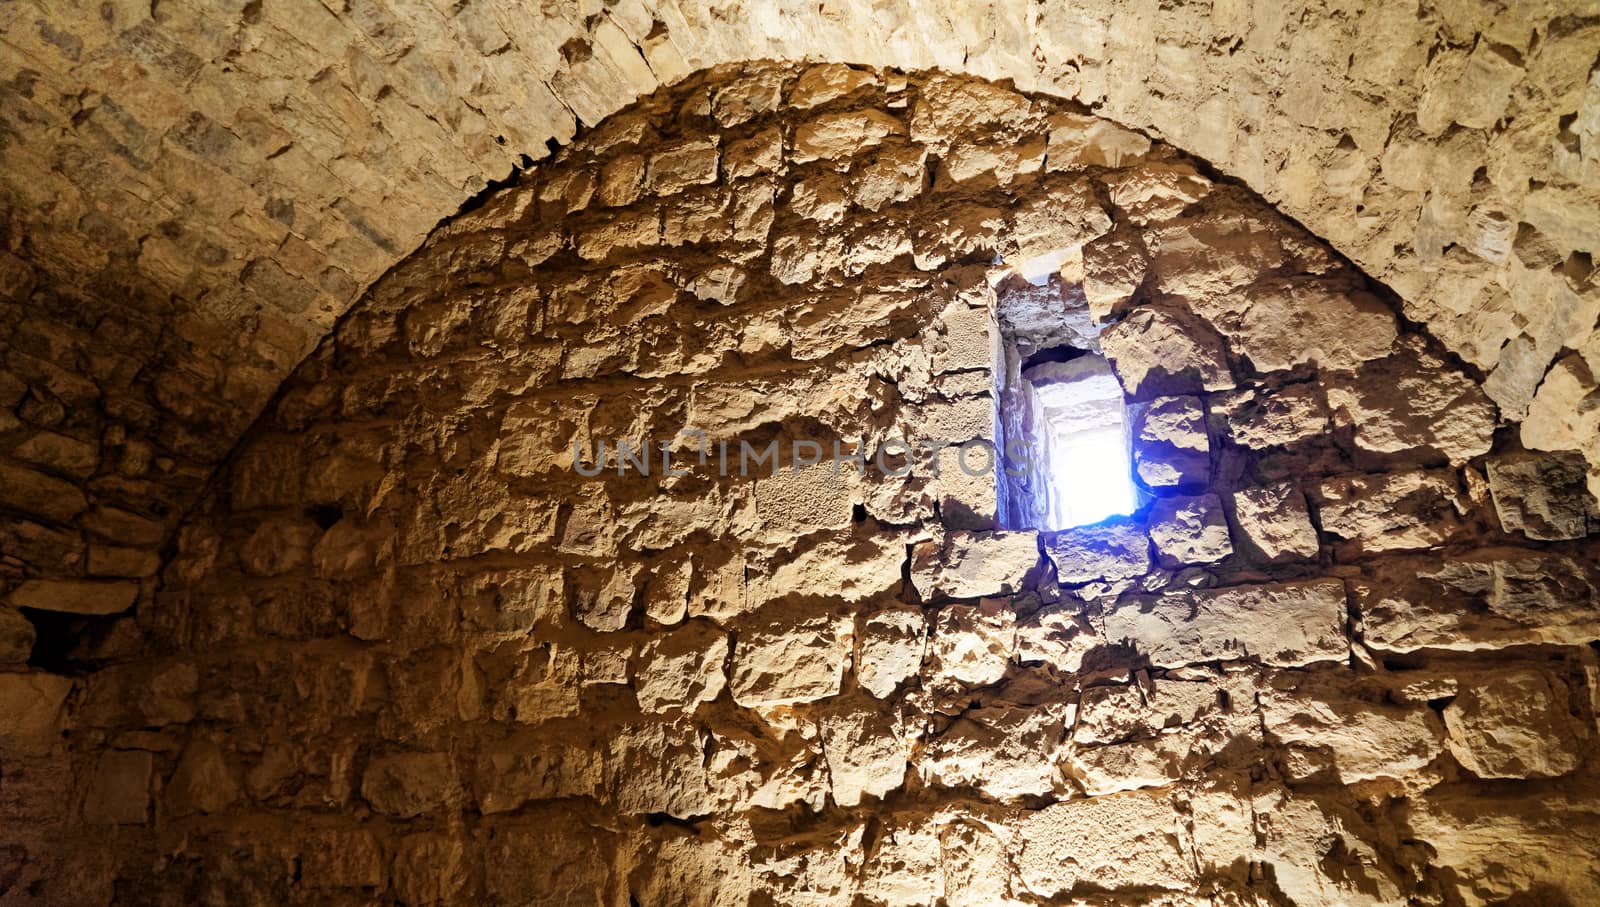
[[16, 66, 1600, 906]]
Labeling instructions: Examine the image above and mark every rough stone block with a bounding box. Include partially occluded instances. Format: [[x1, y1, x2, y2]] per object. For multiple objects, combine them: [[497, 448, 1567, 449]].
[[1100, 307, 1233, 399], [1043, 518, 1151, 586], [81, 749, 153, 825], [1132, 395, 1210, 490], [1326, 348, 1497, 464], [1102, 579, 1349, 668], [925, 599, 1016, 698], [1014, 795, 1196, 896], [1442, 668, 1586, 779], [922, 703, 1070, 800], [1261, 672, 1443, 787], [1486, 451, 1598, 541], [1213, 382, 1330, 448], [820, 699, 906, 806], [646, 137, 719, 194], [792, 109, 903, 162], [0, 671, 73, 754], [856, 608, 926, 699], [1229, 483, 1320, 563], [1147, 493, 1233, 566], [1, 607, 36, 665], [7, 579, 138, 616], [1315, 469, 1468, 554], [0, 460, 88, 523], [911, 530, 1039, 601], [1354, 551, 1600, 653], [730, 614, 851, 707], [634, 621, 728, 714]]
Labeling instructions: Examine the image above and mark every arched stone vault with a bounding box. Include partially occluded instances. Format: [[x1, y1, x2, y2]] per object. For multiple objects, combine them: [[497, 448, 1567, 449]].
[[1, 0, 1597, 515], [3, 62, 1598, 906]]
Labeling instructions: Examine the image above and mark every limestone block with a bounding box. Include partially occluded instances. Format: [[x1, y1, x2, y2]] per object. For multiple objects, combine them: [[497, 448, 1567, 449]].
[[1213, 382, 1330, 448], [1232, 279, 1397, 373], [1102, 579, 1349, 668], [646, 137, 719, 194], [1105, 160, 1214, 224], [852, 144, 926, 211], [475, 742, 603, 812], [1147, 493, 1232, 566], [597, 153, 644, 207], [81, 749, 153, 825], [7, 578, 137, 615], [166, 738, 243, 817], [1442, 668, 1586, 779], [1315, 469, 1469, 554], [0, 607, 35, 664], [298, 829, 387, 890], [724, 128, 782, 179], [1255, 792, 1407, 907], [1015, 607, 1100, 673], [1406, 788, 1600, 907], [909, 74, 1033, 143], [1326, 348, 1498, 464], [1099, 306, 1232, 400], [1486, 451, 1598, 541], [935, 443, 999, 530], [730, 614, 851, 707], [1014, 794, 1196, 896], [1353, 551, 1600, 653], [1229, 483, 1321, 563], [922, 703, 1071, 800], [924, 600, 1016, 702], [484, 819, 609, 903], [746, 530, 905, 609], [608, 720, 715, 818], [0, 461, 87, 523], [11, 430, 98, 478], [857, 607, 927, 699], [361, 751, 465, 818], [1132, 395, 1210, 490], [710, 69, 784, 126], [912, 530, 1039, 601], [1261, 673, 1443, 788], [859, 818, 944, 906], [790, 63, 877, 109], [1009, 183, 1113, 262], [1045, 112, 1151, 169], [634, 621, 728, 714], [1043, 518, 1151, 585], [792, 109, 904, 163], [573, 563, 638, 632], [820, 698, 906, 806], [1079, 229, 1150, 322]]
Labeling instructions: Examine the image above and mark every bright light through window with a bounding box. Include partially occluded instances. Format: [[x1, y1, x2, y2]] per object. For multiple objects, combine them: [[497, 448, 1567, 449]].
[[1026, 355, 1137, 530]]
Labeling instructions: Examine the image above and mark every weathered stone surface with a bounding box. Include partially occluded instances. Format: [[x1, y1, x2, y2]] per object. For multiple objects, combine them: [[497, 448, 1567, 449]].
[[0, 672, 73, 754], [730, 614, 851, 707], [0, 461, 88, 523], [820, 700, 906, 806], [1326, 349, 1498, 464], [1232, 279, 1397, 373], [1229, 483, 1320, 563], [1413, 784, 1600, 907], [476, 743, 603, 812], [857, 608, 926, 699], [1213, 383, 1330, 449], [361, 751, 465, 818], [1043, 518, 1150, 586], [1354, 551, 1600, 653], [1132, 396, 1210, 489], [912, 531, 1039, 601], [1315, 469, 1468, 554], [1014, 795, 1196, 896], [7, 579, 137, 616], [1099, 307, 1232, 399], [922, 704, 1070, 800], [1486, 452, 1598, 541], [793, 109, 904, 162], [1147, 494, 1232, 566], [1103, 579, 1349, 668], [1442, 668, 1587, 779], [0, 607, 36, 665], [635, 622, 729, 714], [1261, 672, 1442, 788], [82, 750, 153, 825], [925, 600, 1015, 698], [167, 738, 243, 817], [608, 721, 715, 818]]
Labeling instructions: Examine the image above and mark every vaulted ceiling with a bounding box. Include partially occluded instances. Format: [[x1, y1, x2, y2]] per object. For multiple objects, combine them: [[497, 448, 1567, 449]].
[[2, 0, 1597, 469]]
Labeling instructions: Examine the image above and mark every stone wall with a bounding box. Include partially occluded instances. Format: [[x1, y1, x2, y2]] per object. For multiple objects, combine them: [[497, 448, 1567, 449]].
[[2, 0, 1597, 526], [9, 64, 1600, 905]]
